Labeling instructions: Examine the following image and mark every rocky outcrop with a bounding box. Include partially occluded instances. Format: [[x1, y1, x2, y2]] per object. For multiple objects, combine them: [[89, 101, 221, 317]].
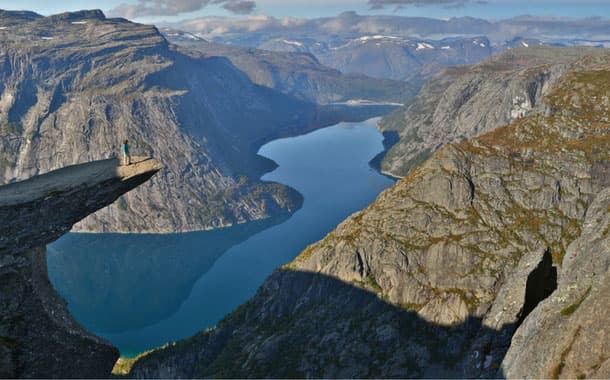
[[0, 157, 162, 378], [130, 48, 610, 378], [0, 157, 162, 255], [500, 188, 610, 379], [378, 47, 606, 177], [0, 9, 400, 234]]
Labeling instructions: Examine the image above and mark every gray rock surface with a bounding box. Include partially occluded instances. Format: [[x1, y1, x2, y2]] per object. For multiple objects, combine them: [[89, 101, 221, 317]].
[[378, 47, 606, 177], [0, 157, 162, 254], [130, 49, 610, 378], [0, 157, 161, 378], [500, 187, 610, 379]]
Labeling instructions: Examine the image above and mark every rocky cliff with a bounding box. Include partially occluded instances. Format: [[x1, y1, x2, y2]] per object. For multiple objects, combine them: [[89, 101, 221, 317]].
[[0, 157, 162, 378], [130, 48, 609, 378], [500, 187, 610, 378], [378, 47, 606, 177], [0, 9, 401, 233]]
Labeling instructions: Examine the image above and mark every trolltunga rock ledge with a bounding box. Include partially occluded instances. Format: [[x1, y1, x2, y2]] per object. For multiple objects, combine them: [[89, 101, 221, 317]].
[[0, 157, 163, 255]]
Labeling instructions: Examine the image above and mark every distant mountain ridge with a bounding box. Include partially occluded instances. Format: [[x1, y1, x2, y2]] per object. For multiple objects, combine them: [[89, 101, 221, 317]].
[[172, 12, 610, 47], [167, 12, 610, 81], [161, 30, 417, 104]]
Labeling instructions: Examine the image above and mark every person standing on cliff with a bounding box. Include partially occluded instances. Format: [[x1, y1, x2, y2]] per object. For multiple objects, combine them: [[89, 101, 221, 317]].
[[122, 139, 131, 166]]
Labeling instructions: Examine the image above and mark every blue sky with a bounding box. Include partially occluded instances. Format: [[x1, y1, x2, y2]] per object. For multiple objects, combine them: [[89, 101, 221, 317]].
[[1, 0, 609, 22]]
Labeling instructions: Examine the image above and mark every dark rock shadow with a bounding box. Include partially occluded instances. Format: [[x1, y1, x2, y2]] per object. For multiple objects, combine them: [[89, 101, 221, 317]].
[[130, 267, 557, 379]]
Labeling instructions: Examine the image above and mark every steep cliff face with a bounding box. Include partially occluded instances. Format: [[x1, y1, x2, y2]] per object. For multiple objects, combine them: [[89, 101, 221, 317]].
[[378, 47, 605, 177], [0, 10, 400, 233], [500, 188, 610, 378], [130, 49, 610, 378], [0, 158, 162, 378]]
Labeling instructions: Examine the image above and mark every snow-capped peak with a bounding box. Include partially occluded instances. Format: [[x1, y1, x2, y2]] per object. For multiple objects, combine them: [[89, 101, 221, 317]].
[[416, 42, 434, 51]]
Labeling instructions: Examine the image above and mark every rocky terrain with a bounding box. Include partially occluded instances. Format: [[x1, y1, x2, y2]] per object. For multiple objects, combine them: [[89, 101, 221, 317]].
[[0, 9, 404, 233], [0, 157, 162, 378], [129, 48, 610, 378], [501, 187, 610, 378], [378, 47, 606, 177]]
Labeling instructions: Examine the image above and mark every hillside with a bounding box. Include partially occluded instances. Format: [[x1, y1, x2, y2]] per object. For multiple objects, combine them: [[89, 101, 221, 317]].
[[0, 10, 401, 233], [129, 48, 610, 378], [378, 47, 607, 177]]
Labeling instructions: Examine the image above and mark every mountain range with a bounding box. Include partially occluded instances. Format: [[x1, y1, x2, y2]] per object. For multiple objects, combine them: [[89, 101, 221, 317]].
[[167, 12, 610, 81]]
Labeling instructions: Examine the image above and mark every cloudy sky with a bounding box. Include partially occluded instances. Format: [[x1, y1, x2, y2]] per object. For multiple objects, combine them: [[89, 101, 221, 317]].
[[1, 0, 609, 22]]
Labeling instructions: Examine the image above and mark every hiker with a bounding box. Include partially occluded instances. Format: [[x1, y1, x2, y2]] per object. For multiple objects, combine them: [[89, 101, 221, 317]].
[[122, 139, 131, 166]]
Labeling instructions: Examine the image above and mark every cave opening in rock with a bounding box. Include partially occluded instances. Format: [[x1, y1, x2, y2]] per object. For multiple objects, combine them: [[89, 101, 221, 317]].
[[516, 249, 558, 328]]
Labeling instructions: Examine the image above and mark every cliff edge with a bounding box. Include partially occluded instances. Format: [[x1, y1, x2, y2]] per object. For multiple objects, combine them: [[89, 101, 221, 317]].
[[0, 157, 162, 378]]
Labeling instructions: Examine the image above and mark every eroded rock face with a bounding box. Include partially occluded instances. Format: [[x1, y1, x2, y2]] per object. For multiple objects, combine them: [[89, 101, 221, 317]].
[[378, 47, 607, 177], [500, 188, 610, 379], [129, 50, 609, 378], [0, 158, 162, 378]]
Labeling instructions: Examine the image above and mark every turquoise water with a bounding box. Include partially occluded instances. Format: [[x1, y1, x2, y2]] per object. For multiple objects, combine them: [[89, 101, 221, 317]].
[[47, 118, 395, 357]]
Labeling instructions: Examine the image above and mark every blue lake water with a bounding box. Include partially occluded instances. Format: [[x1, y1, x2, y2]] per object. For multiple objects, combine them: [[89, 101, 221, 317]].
[[47, 118, 395, 357]]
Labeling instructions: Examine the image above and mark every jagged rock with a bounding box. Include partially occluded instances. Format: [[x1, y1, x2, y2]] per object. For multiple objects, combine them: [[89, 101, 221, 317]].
[[378, 47, 608, 177], [0, 157, 162, 254], [0, 157, 161, 378], [500, 188, 610, 379]]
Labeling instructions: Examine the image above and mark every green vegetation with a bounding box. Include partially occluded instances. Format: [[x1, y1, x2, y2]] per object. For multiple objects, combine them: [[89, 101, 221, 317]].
[[365, 274, 383, 293], [560, 286, 592, 316], [399, 302, 424, 312], [196, 179, 302, 224], [112, 357, 139, 376], [117, 196, 128, 211]]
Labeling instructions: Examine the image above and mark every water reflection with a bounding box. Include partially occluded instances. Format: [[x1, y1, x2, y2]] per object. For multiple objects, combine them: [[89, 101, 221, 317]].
[[47, 216, 287, 334]]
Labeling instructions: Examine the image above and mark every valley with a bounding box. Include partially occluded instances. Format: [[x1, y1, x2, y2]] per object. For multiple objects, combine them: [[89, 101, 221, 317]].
[[47, 119, 395, 357]]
